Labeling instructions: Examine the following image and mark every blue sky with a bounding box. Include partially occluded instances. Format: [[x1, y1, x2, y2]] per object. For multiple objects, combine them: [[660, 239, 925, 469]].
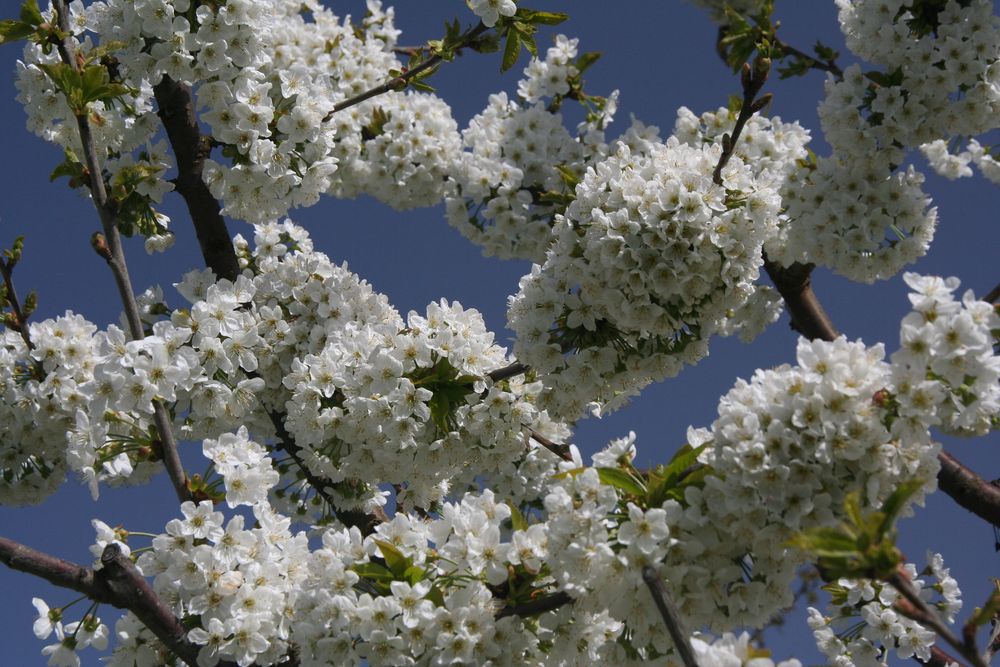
[[0, 2, 998, 664]]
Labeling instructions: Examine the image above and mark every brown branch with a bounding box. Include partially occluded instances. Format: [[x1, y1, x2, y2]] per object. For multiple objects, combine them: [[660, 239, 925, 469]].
[[528, 429, 573, 462], [642, 566, 698, 667], [920, 645, 970, 667], [0, 254, 35, 351], [763, 258, 839, 342], [153, 77, 239, 283], [52, 0, 190, 505], [266, 408, 386, 535], [937, 452, 1000, 528], [713, 57, 772, 186], [0, 536, 232, 667], [984, 281, 1000, 304], [322, 22, 489, 122], [496, 590, 572, 619], [487, 361, 529, 383]]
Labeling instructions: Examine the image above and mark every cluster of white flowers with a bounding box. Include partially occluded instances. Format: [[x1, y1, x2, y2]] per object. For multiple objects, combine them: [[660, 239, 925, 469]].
[[768, 0, 1000, 282], [0, 221, 570, 522], [771, 156, 937, 283], [890, 273, 1000, 437], [922, 137, 1000, 184], [71, 432, 811, 667], [283, 296, 557, 512], [808, 554, 962, 666], [30, 596, 109, 667], [15, 1, 469, 225], [445, 35, 612, 262], [509, 136, 782, 420]]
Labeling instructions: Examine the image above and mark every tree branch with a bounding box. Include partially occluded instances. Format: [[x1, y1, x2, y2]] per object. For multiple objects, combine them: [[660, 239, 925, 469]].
[[487, 361, 529, 383], [713, 57, 771, 186], [642, 566, 698, 667], [266, 408, 386, 535], [496, 590, 572, 619], [773, 36, 844, 79], [322, 22, 490, 122], [936, 452, 1000, 528], [890, 570, 988, 667], [153, 76, 240, 283], [0, 536, 230, 667], [984, 280, 1000, 304], [763, 258, 839, 342], [52, 0, 190, 504]]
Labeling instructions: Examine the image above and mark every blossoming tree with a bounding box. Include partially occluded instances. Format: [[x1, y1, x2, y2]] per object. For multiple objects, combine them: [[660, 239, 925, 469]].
[[0, 0, 998, 665]]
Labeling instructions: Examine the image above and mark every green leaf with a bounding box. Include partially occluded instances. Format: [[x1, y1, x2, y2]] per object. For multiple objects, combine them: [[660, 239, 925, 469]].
[[351, 562, 394, 590], [554, 164, 579, 189], [0, 19, 36, 45], [787, 527, 860, 558], [968, 585, 1000, 628], [814, 40, 839, 62], [595, 467, 646, 497], [551, 466, 586, 480], [661, 443, 708, 483], [501, 27, 521, 72], [875, 480, 925, 538], [575, 51, 602, 74], [514, 9, 569, 25], [520, 31, 538, 59], [508, 502, 528, 531], [426, 584, 445, 607], [373, 539, 410, 578], [19, 0, 43, 27]]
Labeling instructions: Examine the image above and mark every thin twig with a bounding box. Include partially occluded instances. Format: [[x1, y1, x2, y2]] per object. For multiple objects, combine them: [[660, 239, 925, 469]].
[[713, 57, 771, 185], [266, 407, 386, 535], [52, 0, 189, 504], [528, 429, 573, 461], [322, 22, 489, 122], [642, 566, 698, 667], [773, 37, 844, 79], [0, 258, 34, 350]]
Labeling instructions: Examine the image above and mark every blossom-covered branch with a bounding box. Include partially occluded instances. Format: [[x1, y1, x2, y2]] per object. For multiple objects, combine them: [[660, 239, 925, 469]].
[[51, 0, 189, 504], [0, 536, 215, 667], [153, 76, 240, 283], [321, 22, 490, 122]]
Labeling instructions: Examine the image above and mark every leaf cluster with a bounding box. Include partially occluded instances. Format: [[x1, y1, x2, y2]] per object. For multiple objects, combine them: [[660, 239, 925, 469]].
[[789, 481, 925, 582]]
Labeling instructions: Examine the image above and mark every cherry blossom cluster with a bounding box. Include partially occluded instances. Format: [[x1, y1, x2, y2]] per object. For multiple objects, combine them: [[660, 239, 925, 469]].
[[808, 554, 962, 666], [15, 1, 468, 225], [31, 596, 109, 667], [921, 137, 1000, 185], [667, 335, 943, 630], [508, 137, 783, 420], [282, 295, 558, 512], [889, 273, 1000, 438], [62, 432, 809, 667], [0, 221, 570, 521], [772, 0, 1000, 282], [445, 35, 615, 261]]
